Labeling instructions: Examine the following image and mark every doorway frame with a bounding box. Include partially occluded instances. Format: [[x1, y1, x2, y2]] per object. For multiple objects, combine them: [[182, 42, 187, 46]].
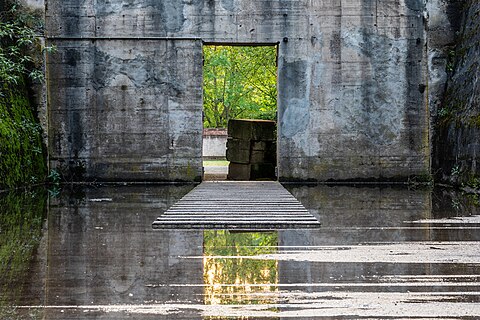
[[201, 42, 280, 182]]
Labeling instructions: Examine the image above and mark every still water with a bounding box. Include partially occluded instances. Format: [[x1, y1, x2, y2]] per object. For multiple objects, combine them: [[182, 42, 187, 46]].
[[1, 184, 479, 319]]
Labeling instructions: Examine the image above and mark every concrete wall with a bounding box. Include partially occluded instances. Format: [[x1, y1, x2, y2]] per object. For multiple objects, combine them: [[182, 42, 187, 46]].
[[426, 0, 464, 118], [203, 129, 227, 159], [21, 0, 44, 10], [46, 0, 430, 182], [47, 39, 203, 181]]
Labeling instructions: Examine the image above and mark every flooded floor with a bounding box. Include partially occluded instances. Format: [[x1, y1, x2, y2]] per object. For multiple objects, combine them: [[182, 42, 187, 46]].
[[1, 184, 479, 319]]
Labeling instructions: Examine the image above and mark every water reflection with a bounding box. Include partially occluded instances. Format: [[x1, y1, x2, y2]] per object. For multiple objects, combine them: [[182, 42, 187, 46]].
[[0, 184, 478, 319], [0, 189, 47, 319], [203, 230, 278, 306]]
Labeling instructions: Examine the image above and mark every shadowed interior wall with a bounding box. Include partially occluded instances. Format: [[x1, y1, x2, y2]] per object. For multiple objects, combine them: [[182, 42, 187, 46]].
[[46, 0, 430, 181]]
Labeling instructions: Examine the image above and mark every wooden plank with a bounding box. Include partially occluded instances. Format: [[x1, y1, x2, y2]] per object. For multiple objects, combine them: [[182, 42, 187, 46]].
[[152, 181, 321, 229]]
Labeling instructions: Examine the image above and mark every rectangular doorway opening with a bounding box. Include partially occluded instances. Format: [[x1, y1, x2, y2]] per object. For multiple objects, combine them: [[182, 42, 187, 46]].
[[202, 44, 278, 181]]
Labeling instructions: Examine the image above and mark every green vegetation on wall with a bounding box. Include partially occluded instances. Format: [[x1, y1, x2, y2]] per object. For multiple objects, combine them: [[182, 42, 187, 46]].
[[203, 46, 278, 128], [0, 81, 46, 189], [0, 0, 48, 189]]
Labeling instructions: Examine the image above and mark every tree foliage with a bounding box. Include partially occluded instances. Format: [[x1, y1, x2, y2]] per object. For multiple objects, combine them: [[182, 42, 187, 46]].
[[0, 0, 48, 87], [203, 45, 278, 128]]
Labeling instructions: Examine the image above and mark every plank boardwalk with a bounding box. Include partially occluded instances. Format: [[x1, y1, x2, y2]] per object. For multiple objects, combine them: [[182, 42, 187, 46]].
[[152, 181, 321, 229]]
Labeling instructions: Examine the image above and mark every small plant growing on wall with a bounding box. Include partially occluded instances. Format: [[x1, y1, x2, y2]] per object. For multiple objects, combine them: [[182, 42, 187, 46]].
[[0, 0, 55, 87]]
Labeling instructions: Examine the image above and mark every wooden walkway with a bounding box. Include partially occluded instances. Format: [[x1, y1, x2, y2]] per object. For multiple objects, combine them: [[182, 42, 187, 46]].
[[152, 181, 321, 229]]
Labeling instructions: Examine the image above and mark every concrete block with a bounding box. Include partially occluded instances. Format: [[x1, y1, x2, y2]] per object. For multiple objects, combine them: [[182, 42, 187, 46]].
[[228, 119, 276, 141], [251, 141, 267, 151], [250, 164, 276, 180], [227, 163, 251, 180], [226, 138, 251, 151], [251, 141, 276, 164], [227, 163, 276, 180], [263, 141, 277, 162], [226, 148, 250, 164], [226, 138, 251, 164], [250, 150, 266, 164]]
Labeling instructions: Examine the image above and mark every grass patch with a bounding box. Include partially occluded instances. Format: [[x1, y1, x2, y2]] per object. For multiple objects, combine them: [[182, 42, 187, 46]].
[[203, 160, 230, 167]]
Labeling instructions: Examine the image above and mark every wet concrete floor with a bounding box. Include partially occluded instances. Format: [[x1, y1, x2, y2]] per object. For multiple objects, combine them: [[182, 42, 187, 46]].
[[1, 184, 479, 319]]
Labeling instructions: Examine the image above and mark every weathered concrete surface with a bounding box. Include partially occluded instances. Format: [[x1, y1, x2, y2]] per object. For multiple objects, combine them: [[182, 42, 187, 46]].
[[426, 0, 465, 117], [433, 1, 480, 185], [20, 0, 44, 10], [48, 39, 203, 181], [46, 0, 431, 181], [203, 128, 227, 159]]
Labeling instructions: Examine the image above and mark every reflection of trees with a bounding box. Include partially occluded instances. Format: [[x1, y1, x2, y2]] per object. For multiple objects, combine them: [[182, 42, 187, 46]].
[[0, 190, 46, 317], [203, 230, 278, 306]]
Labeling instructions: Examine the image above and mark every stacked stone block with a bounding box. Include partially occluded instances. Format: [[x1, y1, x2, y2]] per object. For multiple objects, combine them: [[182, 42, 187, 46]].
[[226, 119, 276, 180]]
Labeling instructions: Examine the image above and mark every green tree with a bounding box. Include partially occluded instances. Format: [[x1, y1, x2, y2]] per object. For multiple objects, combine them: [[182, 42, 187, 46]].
[[203, 46, 278, 128]]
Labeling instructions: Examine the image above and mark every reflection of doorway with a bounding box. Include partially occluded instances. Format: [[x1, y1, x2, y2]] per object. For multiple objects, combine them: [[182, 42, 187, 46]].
[[203, 230, 279, 307], [202, 45, 278, 181]]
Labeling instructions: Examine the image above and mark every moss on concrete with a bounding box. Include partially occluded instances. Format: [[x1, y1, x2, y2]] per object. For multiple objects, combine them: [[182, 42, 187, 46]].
[[0, 80, 46, 189]]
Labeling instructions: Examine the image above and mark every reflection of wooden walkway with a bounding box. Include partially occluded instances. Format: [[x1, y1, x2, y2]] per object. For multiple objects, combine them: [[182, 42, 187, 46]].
[[152, 181, 320, 229]]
